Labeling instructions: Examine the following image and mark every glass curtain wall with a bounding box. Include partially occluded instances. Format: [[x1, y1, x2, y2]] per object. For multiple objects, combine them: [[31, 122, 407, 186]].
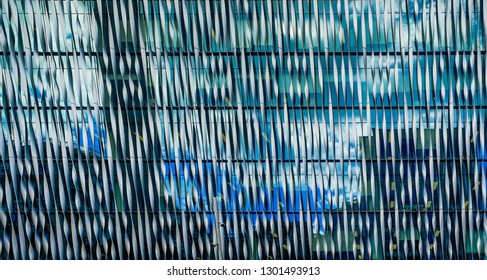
[[0, 0, 486, 260]]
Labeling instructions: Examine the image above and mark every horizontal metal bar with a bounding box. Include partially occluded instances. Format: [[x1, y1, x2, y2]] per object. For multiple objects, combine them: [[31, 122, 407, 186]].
[[1, 158, 485, 164], [2, 209, 486, 215], [1, 105, 487, 111], [1, 49, 485, 57]]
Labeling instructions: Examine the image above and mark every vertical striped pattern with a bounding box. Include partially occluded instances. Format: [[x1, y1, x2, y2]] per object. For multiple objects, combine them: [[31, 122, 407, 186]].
[[0, 0, 486, 260]]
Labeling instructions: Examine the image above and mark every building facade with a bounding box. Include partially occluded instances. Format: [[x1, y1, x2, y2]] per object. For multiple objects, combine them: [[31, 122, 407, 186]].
[[0, 0, 486, 259]]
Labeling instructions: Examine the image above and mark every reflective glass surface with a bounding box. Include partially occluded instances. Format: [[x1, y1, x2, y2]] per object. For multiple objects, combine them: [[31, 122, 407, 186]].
[[0, 0, 486, 260]]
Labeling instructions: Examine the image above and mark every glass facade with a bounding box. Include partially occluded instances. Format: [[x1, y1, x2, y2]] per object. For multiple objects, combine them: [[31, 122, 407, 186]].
[[0, 0, 486, 259]]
